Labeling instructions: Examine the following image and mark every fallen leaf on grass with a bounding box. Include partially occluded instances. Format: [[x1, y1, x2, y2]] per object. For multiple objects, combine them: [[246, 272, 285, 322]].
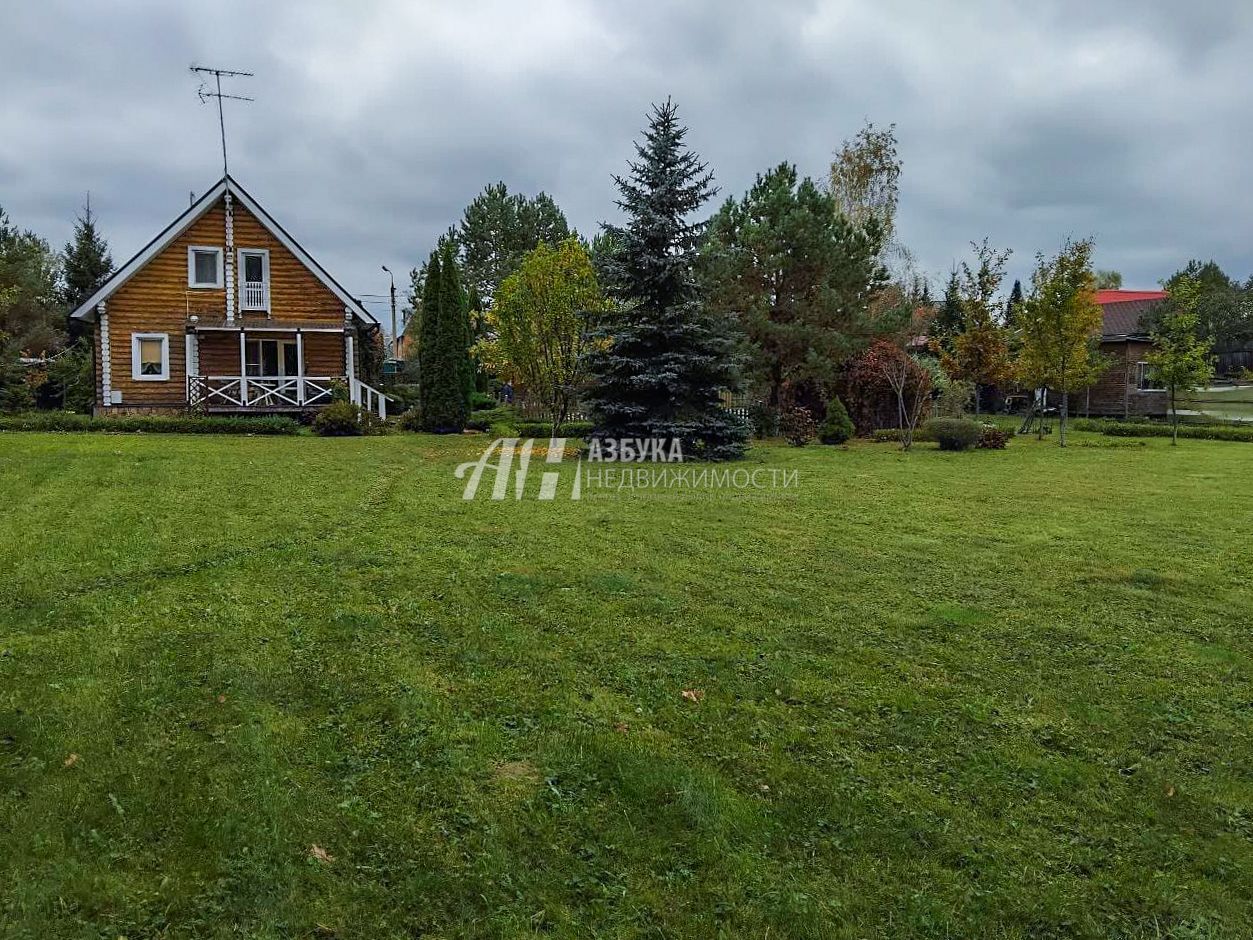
[[1166, 786, 1176, 798], [63, 753, 79, 768], [613, 722, 629, 734], [309, 845, 335, 864], [681, 689, 705, 703]]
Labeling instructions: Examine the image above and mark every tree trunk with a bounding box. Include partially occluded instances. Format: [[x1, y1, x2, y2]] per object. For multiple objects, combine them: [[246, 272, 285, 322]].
[[1171, 387, 1178, 446], [1059, 389, 1068, 447], [1037, 389, 1045, 441], [974, 384, 981, 416]]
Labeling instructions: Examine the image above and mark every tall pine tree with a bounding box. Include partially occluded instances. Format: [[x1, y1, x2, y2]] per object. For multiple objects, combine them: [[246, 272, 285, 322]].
[[61, 196, 113, 312], [932, 269, 964, 352], [583, 100, 747, 460]]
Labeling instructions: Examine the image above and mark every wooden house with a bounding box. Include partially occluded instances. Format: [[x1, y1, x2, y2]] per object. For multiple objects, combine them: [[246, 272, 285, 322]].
[[69, 176, 389, 417], [1082, 290, 1169, 418]]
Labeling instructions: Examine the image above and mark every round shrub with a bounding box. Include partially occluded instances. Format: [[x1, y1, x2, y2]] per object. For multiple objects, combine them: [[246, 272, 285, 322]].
[[924, 417, 981, 451], [397, 406, 423, 432], [818, 397, 854, 445], [780, 405, 817, 447], [313, 401, 363, 436]]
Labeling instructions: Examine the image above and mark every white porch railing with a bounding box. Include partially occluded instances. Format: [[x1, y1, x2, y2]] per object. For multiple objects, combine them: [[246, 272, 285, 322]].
[[189, 375, 343, 410], [350, 378, 389, 419]]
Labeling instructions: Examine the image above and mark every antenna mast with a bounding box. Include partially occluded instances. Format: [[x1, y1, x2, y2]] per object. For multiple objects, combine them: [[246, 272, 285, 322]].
[[190, 65, 254, 176]]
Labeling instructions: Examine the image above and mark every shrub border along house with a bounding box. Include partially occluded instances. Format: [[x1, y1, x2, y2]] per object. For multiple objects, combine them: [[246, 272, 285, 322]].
[[0, 412, 301, 435]]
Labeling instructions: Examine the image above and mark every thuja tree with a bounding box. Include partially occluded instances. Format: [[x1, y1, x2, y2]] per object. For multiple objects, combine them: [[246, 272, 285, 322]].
[[418, 247, 471, 432], [583, 100, 748, 460]]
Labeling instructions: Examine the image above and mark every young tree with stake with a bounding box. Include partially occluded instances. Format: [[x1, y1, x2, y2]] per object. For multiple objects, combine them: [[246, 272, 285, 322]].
[[1148, 275, 1215, 445], [1015, 238, 1108, 446]]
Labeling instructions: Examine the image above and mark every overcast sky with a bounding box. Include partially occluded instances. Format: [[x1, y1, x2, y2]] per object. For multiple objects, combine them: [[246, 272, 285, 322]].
[[2, 0, 1250, 325]]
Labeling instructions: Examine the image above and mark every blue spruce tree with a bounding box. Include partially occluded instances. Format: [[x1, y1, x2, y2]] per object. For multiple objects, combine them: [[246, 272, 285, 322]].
[[583, 100, 748, 460]]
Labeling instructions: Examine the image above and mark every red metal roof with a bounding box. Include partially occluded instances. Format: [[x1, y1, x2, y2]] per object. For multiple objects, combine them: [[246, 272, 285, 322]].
[[1096, 289, 1168, 305]]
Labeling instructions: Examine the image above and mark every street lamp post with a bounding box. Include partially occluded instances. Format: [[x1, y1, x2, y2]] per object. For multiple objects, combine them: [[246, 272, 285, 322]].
[[381, 265, 398, 359]]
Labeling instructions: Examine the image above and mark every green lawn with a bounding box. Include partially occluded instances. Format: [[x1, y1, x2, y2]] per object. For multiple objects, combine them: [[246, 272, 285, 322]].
[[1, 430, 1251, 939]]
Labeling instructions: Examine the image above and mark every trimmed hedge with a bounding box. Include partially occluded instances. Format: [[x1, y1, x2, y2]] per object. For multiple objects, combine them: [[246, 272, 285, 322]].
[[1072, 418, 1253, 443], [0, 412, 301, 435], [514, 420, 594, 439]]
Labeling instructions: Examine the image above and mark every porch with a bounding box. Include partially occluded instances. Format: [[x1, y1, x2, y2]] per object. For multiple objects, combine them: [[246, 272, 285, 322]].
[[185, 319, 388, 417]]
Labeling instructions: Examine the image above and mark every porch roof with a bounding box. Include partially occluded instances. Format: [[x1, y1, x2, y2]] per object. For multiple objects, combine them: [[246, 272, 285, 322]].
[[188, 318, 349, 333]]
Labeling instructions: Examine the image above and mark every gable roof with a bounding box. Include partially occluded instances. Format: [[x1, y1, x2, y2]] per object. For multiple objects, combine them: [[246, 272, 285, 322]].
[[1097, 290, 1168, 340], [70, 175, 376, 325]]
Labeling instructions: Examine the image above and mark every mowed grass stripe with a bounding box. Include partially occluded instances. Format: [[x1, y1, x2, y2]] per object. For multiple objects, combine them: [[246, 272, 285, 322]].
[[1, 430, 1251, 938]]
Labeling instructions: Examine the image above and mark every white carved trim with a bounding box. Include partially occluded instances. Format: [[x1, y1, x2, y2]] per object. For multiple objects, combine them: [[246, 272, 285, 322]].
[[224, 191, 236, 322], [98, 302, 112, 402]]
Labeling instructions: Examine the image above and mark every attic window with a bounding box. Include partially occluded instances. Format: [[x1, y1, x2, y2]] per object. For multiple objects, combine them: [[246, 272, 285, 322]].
[[188, 246, 223, 288]]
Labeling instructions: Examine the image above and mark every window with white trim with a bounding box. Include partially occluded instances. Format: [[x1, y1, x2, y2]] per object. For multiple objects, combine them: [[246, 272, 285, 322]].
[[132, 333, 170, 381], [1135, 361, 1164, 391], [187, 246, 223, 288]]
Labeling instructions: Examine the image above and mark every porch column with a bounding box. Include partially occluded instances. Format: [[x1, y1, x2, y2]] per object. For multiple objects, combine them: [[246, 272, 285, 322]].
[[295, 329, 306, 405], [346, 332, 357, 404], [239, 328, 248, 405]]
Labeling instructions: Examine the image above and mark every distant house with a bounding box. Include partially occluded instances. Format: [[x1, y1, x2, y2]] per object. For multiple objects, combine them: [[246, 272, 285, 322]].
[[1082, 289, 1169, 418], [69, 176, 389, 417]]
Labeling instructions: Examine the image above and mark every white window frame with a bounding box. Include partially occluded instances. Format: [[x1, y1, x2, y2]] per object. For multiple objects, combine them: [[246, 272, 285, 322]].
[[244, 338, 298, 377], [187, 246, 224, 289], [1135, 361, 1165, 392], [238, 248, 271, 312], [132, 332, 170, 381]]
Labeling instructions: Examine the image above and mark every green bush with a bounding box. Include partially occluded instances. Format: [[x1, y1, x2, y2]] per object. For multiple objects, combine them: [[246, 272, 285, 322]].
[[489, 421, 519, 438], [0, 412, 301, 435], [312, 402, 363, 436], [747, 400, 779, 439], [513, 420, 594, 439], [471, 392, 496, 411], [397, 406, 423, 432], [924, 418, 982, 451], [466, 406, 519, 431], [388, 383, 421, 414], [780, 406, 817, 447], [818, 397, 854, 445], [871, 426, 936, 444], [977, 423, 1011, 449]]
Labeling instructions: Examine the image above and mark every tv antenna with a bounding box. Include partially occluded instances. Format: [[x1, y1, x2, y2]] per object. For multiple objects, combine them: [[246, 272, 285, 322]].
[[190, 65, 254, 177]]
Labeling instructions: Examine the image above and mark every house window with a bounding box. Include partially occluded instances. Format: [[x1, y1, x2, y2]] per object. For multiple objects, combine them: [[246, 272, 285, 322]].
[[245, 339, 298, 377], [238, 249, 270, 311], [188, 246, 223, 288], [131, 332, 169, 381], [1135, 361, 1164, 391]]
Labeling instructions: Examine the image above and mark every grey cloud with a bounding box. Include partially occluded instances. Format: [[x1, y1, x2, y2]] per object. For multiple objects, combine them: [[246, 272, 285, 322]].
[[2, 0, 1250, 316]]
